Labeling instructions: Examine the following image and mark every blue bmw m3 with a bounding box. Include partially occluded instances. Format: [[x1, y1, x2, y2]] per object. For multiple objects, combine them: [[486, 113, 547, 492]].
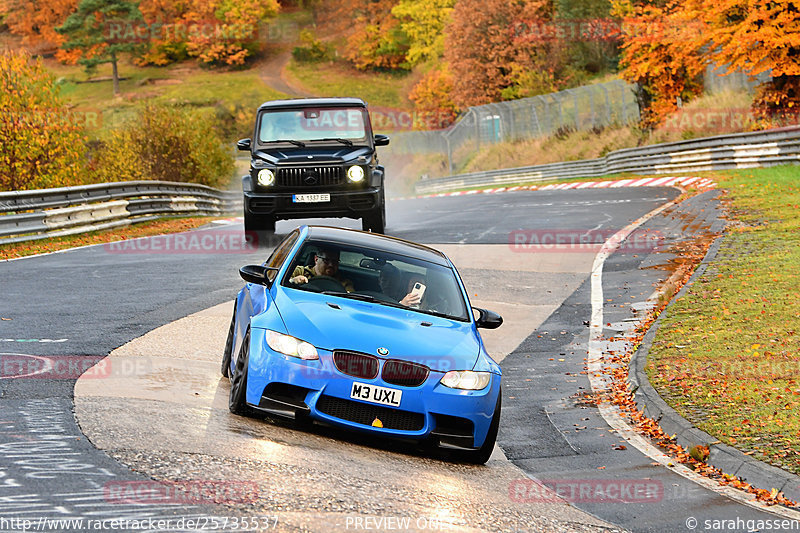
[[222, 225, 503, 463]]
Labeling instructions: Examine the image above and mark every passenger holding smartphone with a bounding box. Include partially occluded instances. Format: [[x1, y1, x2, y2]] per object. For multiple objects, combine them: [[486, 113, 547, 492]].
[[402, 274, 426, 308], [378, 265, 424, 308]]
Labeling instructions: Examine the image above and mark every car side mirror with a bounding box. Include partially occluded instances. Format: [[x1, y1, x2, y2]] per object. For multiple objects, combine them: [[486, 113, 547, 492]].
[[240, 265, 278, 286], [373, 134, 390, 146], [473, 307, 503, 329], [237, 138, 252, 152]]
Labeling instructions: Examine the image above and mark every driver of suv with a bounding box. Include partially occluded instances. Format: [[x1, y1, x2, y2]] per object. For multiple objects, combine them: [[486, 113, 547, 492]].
[[289, 247, 354, 292]]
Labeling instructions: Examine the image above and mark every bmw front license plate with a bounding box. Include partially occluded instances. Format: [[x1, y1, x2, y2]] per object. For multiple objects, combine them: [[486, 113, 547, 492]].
[[292, 193, 330, 203], [350, 382, 402, 407]]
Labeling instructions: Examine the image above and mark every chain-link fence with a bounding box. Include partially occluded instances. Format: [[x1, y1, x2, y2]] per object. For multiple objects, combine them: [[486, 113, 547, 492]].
[[704, 64, 772, 94], [385, 79, 640, 174]]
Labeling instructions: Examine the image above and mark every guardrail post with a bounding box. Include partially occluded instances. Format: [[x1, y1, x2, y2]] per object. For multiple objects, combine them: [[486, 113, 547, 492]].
[[572, 90, 580, 130], [446, 135, 454, 175], [473, 109, 481, 151]]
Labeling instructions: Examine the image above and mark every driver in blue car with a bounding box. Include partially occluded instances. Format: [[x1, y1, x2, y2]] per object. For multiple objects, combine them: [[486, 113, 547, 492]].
[[289, 248, 354, 292]]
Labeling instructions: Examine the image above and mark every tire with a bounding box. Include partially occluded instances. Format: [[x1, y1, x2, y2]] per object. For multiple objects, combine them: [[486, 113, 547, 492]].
[[462, 388, 502, 464], [221, 303, 236, 378], [244, 212, 276, 234], [361, 191, 385, 234], [229, 328, 255, 416]]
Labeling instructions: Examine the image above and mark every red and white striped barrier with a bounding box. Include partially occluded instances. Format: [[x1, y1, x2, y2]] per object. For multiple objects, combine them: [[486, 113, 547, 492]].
[[393, 176, 715, 201]]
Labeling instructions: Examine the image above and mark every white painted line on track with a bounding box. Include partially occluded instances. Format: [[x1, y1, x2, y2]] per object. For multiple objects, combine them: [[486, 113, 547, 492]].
[[586, 199, 800, 521]]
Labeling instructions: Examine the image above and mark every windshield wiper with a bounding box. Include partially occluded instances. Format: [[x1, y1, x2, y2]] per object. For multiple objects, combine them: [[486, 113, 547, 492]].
[[322, 291, 406, 309], [314, 138, 354, 146], [262, 139, 306, 147]]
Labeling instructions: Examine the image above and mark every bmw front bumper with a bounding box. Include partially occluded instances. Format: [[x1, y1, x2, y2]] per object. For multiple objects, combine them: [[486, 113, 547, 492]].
[[244, 330, 500, 449]]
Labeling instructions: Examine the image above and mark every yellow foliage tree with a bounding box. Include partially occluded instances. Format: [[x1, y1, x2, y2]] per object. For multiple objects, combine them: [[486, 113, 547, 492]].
[[0, 49, 88, 191], [391, 0, 455, 66]]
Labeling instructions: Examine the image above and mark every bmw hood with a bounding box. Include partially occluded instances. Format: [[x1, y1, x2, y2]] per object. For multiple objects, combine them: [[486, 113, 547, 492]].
[[271, 289, 481, 372]]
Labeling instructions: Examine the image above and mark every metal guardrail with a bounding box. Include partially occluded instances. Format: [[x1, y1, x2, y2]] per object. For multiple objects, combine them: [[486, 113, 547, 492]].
[[414, 126, 800, 194], [0, 181, 242, 245]]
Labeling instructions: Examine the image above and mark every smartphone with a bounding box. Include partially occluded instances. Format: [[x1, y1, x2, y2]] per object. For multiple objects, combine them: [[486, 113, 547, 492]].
[[409, 282, 426, 308]]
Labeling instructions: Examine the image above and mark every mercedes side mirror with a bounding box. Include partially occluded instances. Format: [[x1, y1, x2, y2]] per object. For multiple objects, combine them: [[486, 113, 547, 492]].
[[237, 138, 252, 152]]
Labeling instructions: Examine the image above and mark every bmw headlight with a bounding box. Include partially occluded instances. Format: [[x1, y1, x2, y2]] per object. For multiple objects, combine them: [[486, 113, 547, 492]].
[[440, 370, 491, 390], [347, 165, 365, 183], [265, 330, 318, 360], [257, 169, 275, 187]]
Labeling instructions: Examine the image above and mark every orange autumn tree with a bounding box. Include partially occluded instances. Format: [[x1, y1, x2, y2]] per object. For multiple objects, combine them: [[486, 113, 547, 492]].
[[611, 0, 707, 129], [134, 0, 280, 67], [408, 67, 459, 129], [183, 0, 280, 66], [345, 0, 409, 71], [0, 0, 81, 61], [134, 0, 193, 65], [698, 0, 800, 126], [444, 0, 558, 107]]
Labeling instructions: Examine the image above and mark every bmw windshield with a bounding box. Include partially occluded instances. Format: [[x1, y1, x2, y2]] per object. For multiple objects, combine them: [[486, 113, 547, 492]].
[[282, 241, 470, 322], [258, 108, 369, 145]]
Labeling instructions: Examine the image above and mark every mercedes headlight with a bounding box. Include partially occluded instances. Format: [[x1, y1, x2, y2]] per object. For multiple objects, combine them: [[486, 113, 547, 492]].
[[440, 370, 491, 390], [265, 330, 318, 360], [347, 165, 365, 183], [257, 169, 275, 187]]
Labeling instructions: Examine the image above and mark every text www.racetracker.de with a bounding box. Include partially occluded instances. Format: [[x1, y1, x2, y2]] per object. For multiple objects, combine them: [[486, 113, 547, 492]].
[[0, 516, 279, 531]]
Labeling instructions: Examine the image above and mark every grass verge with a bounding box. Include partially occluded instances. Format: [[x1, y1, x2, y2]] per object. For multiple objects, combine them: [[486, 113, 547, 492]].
[[50, 60, 288, 141], [646, 165, 800, 475], [285, 59, 412, 112], [0, 217, 223, 260]]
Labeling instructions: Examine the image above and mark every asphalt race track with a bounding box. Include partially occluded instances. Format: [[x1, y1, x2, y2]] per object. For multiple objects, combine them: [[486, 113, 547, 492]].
[[1, 186, 797, 532]]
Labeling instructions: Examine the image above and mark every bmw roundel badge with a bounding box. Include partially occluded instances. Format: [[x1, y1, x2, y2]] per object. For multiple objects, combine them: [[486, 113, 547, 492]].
[[377, 347, 389, 356]]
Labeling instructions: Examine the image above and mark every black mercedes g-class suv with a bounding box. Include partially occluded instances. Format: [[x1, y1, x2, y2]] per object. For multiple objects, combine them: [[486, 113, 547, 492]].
[[237, 97, 389, 234]]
